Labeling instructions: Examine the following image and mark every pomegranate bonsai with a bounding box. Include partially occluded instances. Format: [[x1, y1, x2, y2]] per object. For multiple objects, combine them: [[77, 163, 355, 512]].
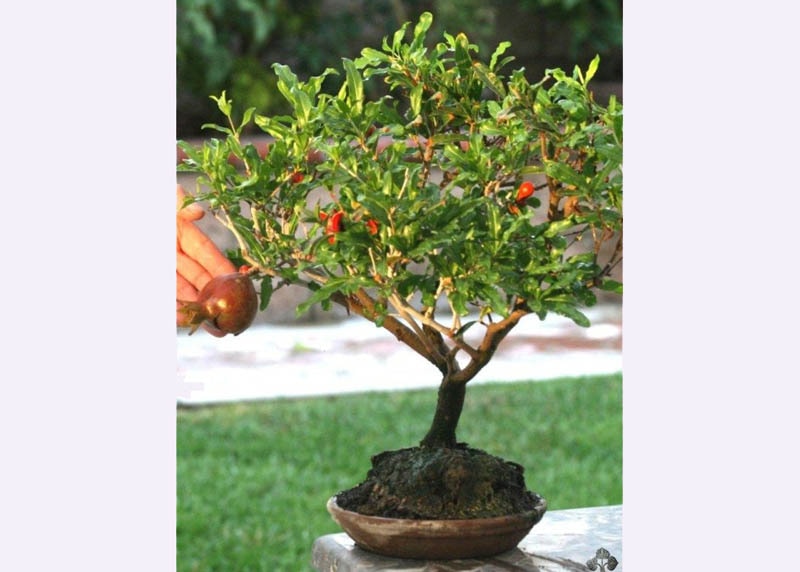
[[178, 10, 621, 552]]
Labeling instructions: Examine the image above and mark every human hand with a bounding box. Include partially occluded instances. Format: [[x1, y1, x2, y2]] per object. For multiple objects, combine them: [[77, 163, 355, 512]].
[[176, 184, 236, 336]]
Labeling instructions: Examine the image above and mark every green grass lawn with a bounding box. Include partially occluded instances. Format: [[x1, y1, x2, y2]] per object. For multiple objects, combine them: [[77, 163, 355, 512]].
[[177, 373, 621, 571]]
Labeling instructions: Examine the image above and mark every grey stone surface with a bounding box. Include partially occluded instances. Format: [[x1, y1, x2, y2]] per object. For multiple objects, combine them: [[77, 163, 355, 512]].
[[312, 505, 621, 571]]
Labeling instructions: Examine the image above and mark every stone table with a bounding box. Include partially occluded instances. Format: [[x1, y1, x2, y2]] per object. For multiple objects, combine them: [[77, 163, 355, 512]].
[[312, 504, 622, 571]]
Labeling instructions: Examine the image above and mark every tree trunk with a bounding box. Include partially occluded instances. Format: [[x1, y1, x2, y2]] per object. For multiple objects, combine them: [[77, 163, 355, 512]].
[[420, 374, 466, 448]]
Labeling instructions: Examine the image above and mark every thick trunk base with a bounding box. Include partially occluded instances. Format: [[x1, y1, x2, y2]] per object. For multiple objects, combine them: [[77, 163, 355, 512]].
[[420, 379, 465, 448], [335, 445, 542, 519]]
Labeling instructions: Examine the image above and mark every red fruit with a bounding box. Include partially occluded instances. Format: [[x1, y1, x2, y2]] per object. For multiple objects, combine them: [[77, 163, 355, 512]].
[[328, 211, 344, 231], [178, 273, 258, 336], [290, 171, 305, 184], [366, 218, 379, 235], [515, 181, 535, 205], [327, 210, 344, 243]]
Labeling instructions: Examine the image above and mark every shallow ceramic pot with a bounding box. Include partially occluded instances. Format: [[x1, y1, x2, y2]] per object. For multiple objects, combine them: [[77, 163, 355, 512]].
[[326, 495, 547, 560]]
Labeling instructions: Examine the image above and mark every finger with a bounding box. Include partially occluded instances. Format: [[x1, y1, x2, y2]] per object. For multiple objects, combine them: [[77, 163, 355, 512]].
[[177, 250, 213, 292], [177, 272, 199, 327], [176, 271, 199, 302], [177, 184, 205, 222], [177, 219, 236, 277]]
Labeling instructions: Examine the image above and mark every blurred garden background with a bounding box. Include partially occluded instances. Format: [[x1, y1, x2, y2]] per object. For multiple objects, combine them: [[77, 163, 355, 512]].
[[177, 0, 622, 137]]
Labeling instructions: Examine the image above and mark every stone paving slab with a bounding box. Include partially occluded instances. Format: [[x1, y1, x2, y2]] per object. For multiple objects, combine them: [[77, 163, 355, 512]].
[[177, 304, 621, 405]]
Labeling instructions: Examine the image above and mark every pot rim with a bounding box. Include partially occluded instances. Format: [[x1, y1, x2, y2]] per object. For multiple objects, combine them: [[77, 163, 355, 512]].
[[327, 494, 547, 528]]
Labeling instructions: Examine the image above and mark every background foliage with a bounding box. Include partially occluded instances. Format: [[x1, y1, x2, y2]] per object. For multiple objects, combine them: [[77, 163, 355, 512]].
[[177, 0, 622, 136]]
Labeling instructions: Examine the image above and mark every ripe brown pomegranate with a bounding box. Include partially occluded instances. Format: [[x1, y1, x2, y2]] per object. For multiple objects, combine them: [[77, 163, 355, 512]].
[[178, 273, 258, 336]]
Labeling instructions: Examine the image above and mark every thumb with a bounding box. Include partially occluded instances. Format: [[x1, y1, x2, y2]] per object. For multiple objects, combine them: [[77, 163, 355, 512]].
[[177, 184, 205, 221]]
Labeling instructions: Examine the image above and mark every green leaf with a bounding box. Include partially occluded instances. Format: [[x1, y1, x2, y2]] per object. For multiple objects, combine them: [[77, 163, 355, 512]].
[[544, 217, 576, 238], [253, 114, 291, 139], [294, 89, 313, 123], [239, 107, 256, 133], [599, 279, 623, 294], [200, 122, 233, 136], [544, 161, 584, 188], [342, 58, 363, 113], [519, 165, 546, 176], [490, 41, 512, 71], [585, 55, 600, 85], [567, 252, 596, 265], [259, 278, 273, 311], [454, 33, 472, 75], [391, 26, 407, 52], [296, 276, 370, 316], [454, 320, 478, 338], [410, 83, 423, 117], [573, 64, 584, 85], [472, 62, 506, 99], [177, 140, 204, 167], [272, 64, 298, 105], [359, 47, 389, 65], [296, 280, 342, 316], [487, 201, 501, 245], [411, 12, 433, 50], [551, 303, 591, 327], [210, 91, 232, 116]]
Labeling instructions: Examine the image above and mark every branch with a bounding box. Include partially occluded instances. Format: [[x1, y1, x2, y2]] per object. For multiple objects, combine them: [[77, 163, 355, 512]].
[[540, 132, 563, 221], [214, 208, 249, 255], [603, 227, 623, 273], [389, 293, 480, 360], [387, 293, 430, 344], [349, 288, 448, 374], [296, 271, 445, 374], [450, 305, 529, 384]]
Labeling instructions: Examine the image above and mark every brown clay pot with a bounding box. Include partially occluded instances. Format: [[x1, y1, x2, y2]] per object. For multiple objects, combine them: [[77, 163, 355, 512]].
[[326, 495, 547, 560]]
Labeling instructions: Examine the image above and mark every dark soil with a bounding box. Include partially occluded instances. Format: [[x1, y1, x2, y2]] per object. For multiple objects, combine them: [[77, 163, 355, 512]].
[[335, 445, 543, 519]]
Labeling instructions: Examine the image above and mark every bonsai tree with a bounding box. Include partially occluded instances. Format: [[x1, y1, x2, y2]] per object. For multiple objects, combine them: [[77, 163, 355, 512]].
[[178, 11, 621, 526]]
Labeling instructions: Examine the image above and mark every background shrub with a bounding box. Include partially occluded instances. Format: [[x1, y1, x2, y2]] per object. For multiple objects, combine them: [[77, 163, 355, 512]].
[[177, 0, 622, 137]]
